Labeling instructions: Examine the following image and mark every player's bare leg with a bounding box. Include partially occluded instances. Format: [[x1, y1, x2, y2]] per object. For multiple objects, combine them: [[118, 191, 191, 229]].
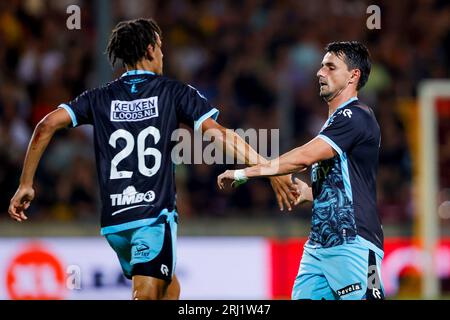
[[163, 274, 180, 300], [132, 275, 168, 300]]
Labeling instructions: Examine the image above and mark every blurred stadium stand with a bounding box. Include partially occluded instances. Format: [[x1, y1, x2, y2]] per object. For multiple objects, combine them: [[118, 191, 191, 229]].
[[0, 0, 449, 239]]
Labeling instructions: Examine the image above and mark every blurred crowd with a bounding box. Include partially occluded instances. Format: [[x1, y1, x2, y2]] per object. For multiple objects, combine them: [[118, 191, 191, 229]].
[[1, 0, 449, 225]]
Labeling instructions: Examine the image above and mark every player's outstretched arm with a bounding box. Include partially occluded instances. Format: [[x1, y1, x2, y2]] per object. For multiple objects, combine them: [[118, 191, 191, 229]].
[[8, 108, 72, 222], [217, 137, 335, 196], [200, 118, 300, 211]]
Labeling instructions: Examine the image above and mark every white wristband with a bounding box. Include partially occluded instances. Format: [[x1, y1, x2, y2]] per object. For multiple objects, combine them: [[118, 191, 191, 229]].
[[234, 169, 248, 182]]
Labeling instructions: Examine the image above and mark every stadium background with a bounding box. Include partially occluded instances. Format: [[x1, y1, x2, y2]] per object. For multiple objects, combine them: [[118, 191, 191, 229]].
[[0, 0, 449, 299]]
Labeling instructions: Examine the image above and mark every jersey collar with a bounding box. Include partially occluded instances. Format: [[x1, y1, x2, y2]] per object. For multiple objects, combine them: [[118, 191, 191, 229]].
[[328, 96, 358, 119], [121, 70, 156, 77], [321, 96, 358, 131], [336, 96, 358, 111]]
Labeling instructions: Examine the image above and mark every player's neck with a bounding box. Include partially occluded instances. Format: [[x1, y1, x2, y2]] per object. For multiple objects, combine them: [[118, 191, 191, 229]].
[[327, 90, 358, 117], [126, 60, 158, 74]]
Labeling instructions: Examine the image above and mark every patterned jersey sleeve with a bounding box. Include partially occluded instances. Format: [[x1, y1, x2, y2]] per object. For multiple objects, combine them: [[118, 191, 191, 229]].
[[58, 90, 94, 127], [175, 83, 219, 131], [318, 107, 366, 155]]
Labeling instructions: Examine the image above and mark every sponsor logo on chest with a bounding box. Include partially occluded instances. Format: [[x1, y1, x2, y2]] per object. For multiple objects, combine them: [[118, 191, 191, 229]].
[[311, 162, 333, 183]]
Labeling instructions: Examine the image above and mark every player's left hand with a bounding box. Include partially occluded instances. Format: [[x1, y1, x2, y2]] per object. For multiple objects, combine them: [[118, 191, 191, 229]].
[[292, 177, 312, 205], [269, 175, 300, 211]]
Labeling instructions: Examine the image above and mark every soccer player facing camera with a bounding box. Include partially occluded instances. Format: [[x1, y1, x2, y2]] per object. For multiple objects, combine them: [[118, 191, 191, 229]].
[[9, 18, 299, 300], [219, 41, 385, 300]]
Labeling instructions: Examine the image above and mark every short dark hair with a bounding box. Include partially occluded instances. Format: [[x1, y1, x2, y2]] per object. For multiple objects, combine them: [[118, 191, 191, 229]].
[[106, 18, 162, 67], [325, 41, 371, 90]]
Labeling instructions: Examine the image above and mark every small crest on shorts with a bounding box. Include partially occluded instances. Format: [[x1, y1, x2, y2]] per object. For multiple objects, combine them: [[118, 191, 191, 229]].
[[134, 244, 150, 257], [136, 244, 149, 252], [161, 264, 169, 276]]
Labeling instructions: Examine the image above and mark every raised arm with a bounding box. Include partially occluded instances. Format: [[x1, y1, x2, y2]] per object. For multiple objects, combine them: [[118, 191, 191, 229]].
[[8, 108, 72, 222], [201, 118, 300, 211], [217, 137, 336, 202], [245, 137, 335, 177]]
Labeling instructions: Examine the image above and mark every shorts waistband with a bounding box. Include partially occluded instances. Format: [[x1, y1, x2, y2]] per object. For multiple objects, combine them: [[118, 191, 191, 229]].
[[100, 209, 178, 235]]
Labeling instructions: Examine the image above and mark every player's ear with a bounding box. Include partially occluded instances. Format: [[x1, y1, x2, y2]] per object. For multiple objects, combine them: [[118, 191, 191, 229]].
[[145, 44, 155, 61], [349, 69, 360, 85]]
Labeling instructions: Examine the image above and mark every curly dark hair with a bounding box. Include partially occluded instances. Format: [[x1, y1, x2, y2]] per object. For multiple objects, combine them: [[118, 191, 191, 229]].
[[325, 41, 372, 90], [106, 18, 162, 68]]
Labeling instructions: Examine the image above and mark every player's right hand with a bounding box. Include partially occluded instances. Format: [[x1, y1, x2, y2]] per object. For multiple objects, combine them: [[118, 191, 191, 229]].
[[8, 186, 35, 222], [217, 170, 236, 190]]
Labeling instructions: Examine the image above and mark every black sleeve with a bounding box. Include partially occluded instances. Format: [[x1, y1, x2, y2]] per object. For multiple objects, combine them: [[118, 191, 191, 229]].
[[58, 90, 94, 127], [175, 83, 219, 130], [318, 108, 366, 155]]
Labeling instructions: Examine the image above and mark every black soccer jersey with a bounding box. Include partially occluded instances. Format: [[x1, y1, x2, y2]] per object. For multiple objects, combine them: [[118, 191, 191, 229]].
[[308, 97, 384, 251], [59, 70, 219, 235]]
